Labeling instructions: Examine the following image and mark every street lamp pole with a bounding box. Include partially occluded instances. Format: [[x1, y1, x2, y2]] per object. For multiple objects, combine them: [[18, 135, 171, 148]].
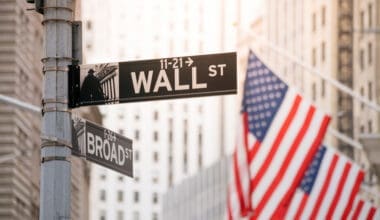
[[40, 0, 73, 219]]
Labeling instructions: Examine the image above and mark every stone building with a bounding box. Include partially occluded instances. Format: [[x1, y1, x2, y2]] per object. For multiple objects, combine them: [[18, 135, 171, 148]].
[[0, 0, 100, 219]]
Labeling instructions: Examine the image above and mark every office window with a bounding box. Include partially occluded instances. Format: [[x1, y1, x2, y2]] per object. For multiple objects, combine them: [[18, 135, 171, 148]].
[[368, 82, 373, 100], [368, 121, 372, 133], [154, 111, 159, 121], [135, 150, 139, 162], [169, 118, 173, 143], [169, 131, 173, 144], [117, 211, 124, 220], [135, 130, 140, 140], [361, 11, 365, 30], [360, 49, 365, 70], [183, 119, 188, 145], [183, 152, 188, 173], [152, 212, 158, 220], [134, 171, 140, 182], [368, 120, 373, 133], [135, 114, 140, 120], [86, 21, 92, 30], [100, 190, 106, 201], [152, 176, 159, 184], [321, 80, 326, 97], [117, 190, 123, 202], [100, 210, 106, 220], [198, 154, 203, 169], [134, 191, 139, 203], [118, 129, 124, 135], [312, 13, 316, 32], [321, 41, 325, 62], [312, 48, 317, 66], [198, 126, 203, 169], [168, 172, 173, 186], [152, 192, 158, 204], [368, 42, 372, 65], [154, 131, 158, 141], [321, 6, 326, 26], [360, 87, 365, 109], [312, 83, 316, 101], [100, 174, 106, 180], [118, 176, 123, 182], [133, 211, 140, 220], [369, 3, 373, 27], [153, 152, 159, 163]]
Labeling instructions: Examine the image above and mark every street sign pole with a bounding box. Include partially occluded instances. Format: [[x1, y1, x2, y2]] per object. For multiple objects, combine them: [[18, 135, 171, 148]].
[[40, 0, 73, 219]]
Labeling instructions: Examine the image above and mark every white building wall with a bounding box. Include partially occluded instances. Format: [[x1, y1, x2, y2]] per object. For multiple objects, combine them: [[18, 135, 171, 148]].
[[82, 0, 238, 219]]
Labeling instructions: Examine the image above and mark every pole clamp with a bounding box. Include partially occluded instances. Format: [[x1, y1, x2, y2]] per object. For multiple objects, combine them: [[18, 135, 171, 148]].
[[42, 98, 69, 105], [43, 66, 69, 73], [41, 135, 72, 149], [41, 57, 74, 63], [42, 18, 72, 25], [41, 106, 71, 115], [42, 6, 73, 12], [41, 156, 71, 163]]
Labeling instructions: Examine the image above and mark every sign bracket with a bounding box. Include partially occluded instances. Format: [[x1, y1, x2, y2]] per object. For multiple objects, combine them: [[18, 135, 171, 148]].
[[68, 64, 81, 108]]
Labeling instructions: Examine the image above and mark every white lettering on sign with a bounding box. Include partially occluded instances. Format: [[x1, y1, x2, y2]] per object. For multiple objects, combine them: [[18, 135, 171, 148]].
[[174, 69, 189, 90], [86, 131, 132, 166], [130, 68, 208, 94], [153, 69, 172, 92], [131, 71, 153, 94], [192, 67, 207, 89], [208, 64, 227, 77]]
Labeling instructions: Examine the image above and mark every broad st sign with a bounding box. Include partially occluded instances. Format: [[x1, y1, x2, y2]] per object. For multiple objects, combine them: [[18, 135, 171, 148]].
[[69, 52, 237, 107], [72, 117, 133, 177]]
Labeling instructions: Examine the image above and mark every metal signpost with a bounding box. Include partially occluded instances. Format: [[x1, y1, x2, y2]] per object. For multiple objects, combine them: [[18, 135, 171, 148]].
[[72, 117, 133, 177], [69, 52, 237, 107]]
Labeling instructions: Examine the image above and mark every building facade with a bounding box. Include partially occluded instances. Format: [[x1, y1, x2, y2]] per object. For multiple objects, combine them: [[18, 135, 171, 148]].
[[239, 0, 380, 202], [162, 157, 229, 220], [353, 0, 380, 196], [81, 0, 239, 219], [0, 0, 99, 219]]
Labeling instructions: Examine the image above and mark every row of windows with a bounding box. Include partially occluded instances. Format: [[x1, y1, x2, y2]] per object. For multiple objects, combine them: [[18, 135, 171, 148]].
[[359, 42, 373, 70], [99, 210, 158, 220], [133, 151, 159, 163], [99, 190, 159, 204], [360, 3, 373, 30], [360, 120, 374, 134], [311, 41, 326, 67], [359, 82, 373, 109], [311, 80, 326, 101], [312, 5, 326, 32], [117, 105, 204, 122]]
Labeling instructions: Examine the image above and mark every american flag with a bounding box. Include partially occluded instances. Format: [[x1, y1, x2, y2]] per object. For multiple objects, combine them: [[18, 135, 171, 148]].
[[227, 114, 252, 219], [348, 196, 380, 220], [285, 146, 365, 220], [239, 51, 331, 219]]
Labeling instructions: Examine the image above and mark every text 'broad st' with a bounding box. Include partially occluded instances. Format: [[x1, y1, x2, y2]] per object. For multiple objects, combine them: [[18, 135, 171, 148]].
[[72, 118, 133, 177]]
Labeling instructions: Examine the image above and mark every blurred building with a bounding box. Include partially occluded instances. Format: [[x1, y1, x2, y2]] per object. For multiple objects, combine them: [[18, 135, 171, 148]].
[[353, 0, 380, 197], [238, 0, 380, 202], [81, 0, 239, 220], [0, 0, 100, 219], [162, 157, 229, 220]]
